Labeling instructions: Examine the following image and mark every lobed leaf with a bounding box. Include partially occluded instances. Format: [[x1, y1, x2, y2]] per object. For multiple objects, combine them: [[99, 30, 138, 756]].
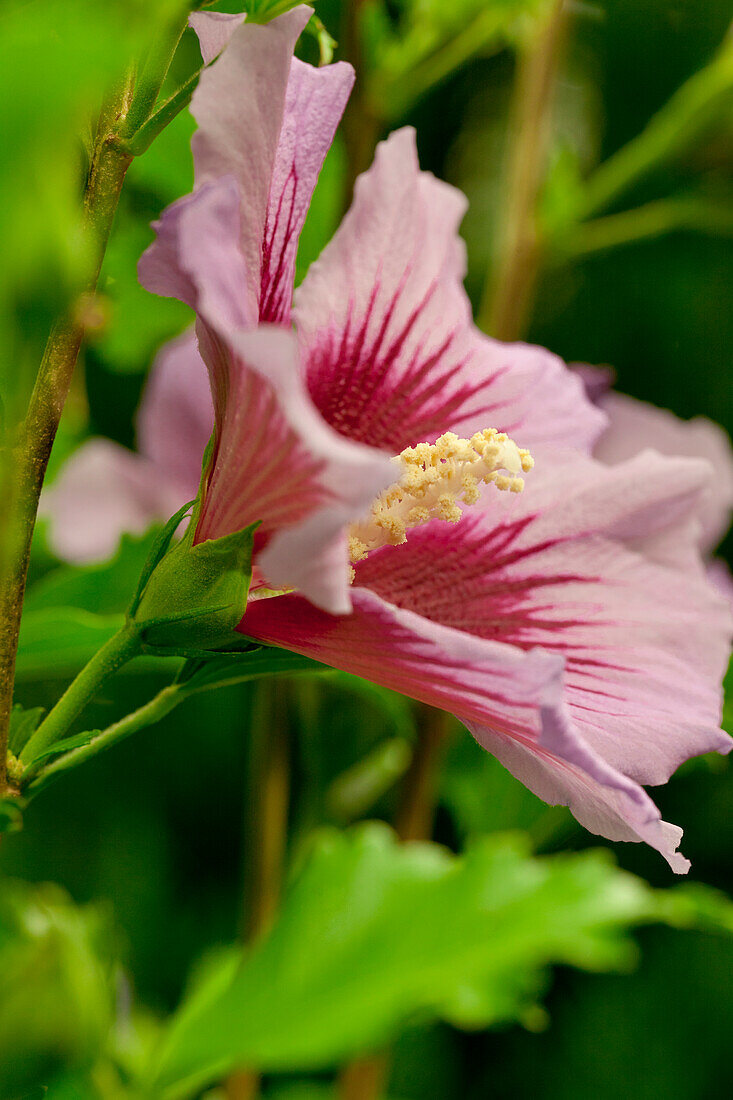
[[146, 827, 696, 1097]]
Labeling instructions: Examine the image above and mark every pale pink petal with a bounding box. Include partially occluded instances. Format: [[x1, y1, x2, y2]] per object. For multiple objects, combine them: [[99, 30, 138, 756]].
[[137, 328, 214, 495], [353, 450, 731, 788], [40, 440, 184, 563], [241, 446, 731, 870], [297, 128, 605, 455], [241, 586, 687, 871], [195, 326, 393, 614], [141, 177, 393, 613], [188, 11, 245, 65], [260, 58, 354, 323], [189, 7, 353, 322], [139, 179, 255, 336], [465, 722, 691, 873], [594, 391, 733, 552], [242, 585, 567, 735]]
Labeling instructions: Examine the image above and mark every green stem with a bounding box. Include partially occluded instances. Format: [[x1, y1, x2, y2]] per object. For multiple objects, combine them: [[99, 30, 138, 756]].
[[121, 6, 191, 140], [244, 681, 291, 941], [20, 623, 142, 767], [224, 682, 292, 1100], [477, 0, 569, 341], [336, 708, 450, 1100], [577, 28, 733, 221], [553, 195, 733, 260], [0, 75, 135, 793], [122, 69, 202, 157], [340, 1, 382, 206], [379, 6, 521, 122], [26, 681, 183, 795]]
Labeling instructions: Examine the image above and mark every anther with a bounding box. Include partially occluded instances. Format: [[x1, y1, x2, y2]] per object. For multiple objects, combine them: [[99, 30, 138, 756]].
[[348, 429, 533, 565]]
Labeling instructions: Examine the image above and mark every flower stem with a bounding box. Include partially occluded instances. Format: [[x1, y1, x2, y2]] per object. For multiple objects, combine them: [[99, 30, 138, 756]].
[[244, 682, 291, 940], [577, 26, 733, 221], [477, 0, 569, 341], [121, 6, 190, 140], [0, 76, 136, 794], [394, 706, 450, 843], [340, 0, 381, 205], [336, 706, 451, 1100], [26, 680, 182, 795], [20, 622, 143, 768], [225, 682, 292, 1100]]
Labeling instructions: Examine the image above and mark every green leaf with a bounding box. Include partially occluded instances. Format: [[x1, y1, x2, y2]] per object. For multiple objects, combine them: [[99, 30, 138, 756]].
[[25, 729, 99, 767], [178, 649, 325, 695], [134, 522, 258, 650], [245, 0, 316, 23], [128, 502, 196, 616], [146, 828, 675, 1096]]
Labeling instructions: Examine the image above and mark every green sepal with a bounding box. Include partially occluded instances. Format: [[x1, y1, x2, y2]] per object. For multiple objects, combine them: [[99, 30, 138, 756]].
[[127, 499, 195, 617], [133, 522, 259, 651]]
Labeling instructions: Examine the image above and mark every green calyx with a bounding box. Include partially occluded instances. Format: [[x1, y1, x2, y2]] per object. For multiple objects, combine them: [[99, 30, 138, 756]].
[[131, 517, 260, 653]]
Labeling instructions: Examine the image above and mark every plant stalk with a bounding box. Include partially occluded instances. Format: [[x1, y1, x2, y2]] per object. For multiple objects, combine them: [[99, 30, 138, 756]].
[[20, 622, 143, 767], [27, 682, 182, 795], [337, 706, 451, 1100], [340, 0, 382, 206], [0, 76, 135, 793], [577, 27, 733, 221], [225, 682, 292, 1099], [478, 0, 569, 341]]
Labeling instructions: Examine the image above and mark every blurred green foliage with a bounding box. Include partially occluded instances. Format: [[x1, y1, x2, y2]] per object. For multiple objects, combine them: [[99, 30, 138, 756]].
[[1, 1, 733, 1098]]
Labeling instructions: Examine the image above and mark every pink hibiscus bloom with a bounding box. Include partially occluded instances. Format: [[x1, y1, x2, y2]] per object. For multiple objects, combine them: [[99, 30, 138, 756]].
[[46, 8, 731, 871]]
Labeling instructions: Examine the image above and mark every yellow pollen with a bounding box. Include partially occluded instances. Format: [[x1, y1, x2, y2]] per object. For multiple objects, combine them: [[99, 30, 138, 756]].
[[348, 429, 533, 565]]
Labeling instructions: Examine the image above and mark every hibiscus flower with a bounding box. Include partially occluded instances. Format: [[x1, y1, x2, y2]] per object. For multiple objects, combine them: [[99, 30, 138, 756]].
[[45, 7, 731, 870]]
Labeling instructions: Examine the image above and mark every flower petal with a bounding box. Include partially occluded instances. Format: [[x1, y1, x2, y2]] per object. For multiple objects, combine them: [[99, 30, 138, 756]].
[[297, 128, 604, 454], [138, 178, 255, 333], [352, 450, 731, 789], [40, 439, 183, 563], [242, 585, 567, 737], [240, 585, 687, 870], [188, 10, 245, 65], [465, 721, 691, 873], [195, 325, 393, 614], [594, 391, 733, 553], [141, 180, 393, 614], [137, 328, 214, 494], [189, 7, 353, 322]]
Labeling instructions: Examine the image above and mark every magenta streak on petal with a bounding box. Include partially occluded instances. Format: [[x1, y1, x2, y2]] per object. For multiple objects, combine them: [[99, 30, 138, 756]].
[[260, 164, 300, 323], [305, 266, 501, 452], [297, 128, 605, 457], [240, 585, 566, 739], [258, 56, 354, 323], [195, 337, 328, 548]]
